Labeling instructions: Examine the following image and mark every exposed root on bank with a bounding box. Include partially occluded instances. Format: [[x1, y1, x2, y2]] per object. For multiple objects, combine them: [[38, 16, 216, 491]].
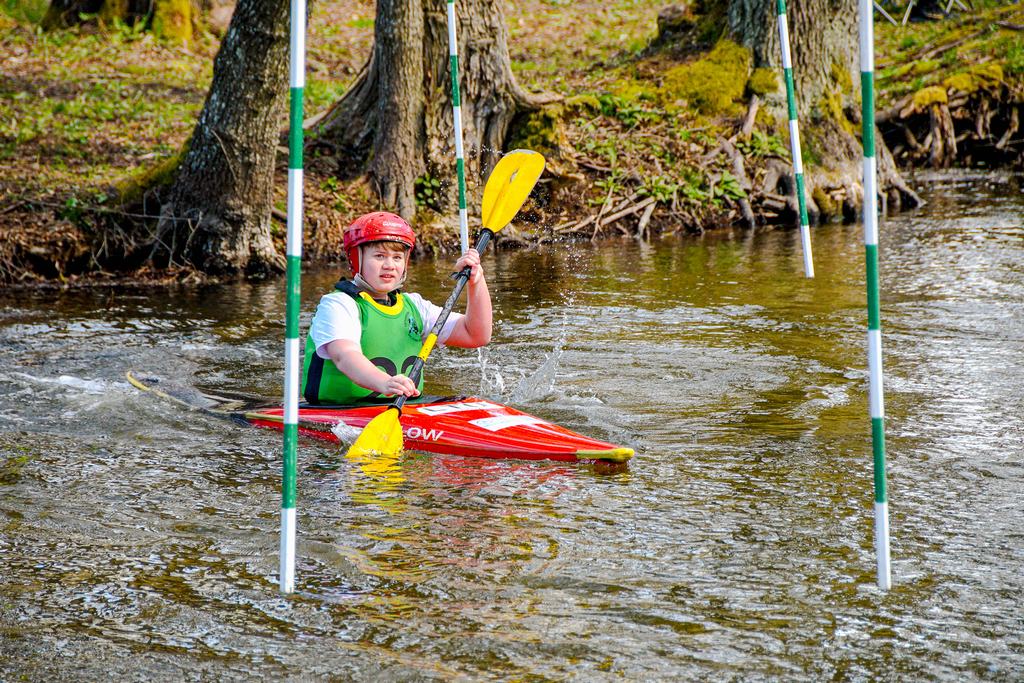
[[879, 68, 1023, 170]]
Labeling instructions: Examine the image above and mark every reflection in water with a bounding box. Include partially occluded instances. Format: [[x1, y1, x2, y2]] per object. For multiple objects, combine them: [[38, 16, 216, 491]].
[[346, 450, 407, 510], [1, 171, 1022, 679]]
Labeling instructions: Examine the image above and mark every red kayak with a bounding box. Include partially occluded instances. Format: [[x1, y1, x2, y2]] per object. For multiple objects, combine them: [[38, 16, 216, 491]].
[[127, 372, 633, 463]]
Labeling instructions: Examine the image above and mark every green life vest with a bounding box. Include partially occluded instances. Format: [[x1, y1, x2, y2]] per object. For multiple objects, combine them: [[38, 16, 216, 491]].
[[301, 282, 425, 405]]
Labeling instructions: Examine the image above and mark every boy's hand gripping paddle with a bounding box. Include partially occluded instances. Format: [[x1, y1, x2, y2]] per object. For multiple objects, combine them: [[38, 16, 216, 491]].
[[346, 149, 546, 459]]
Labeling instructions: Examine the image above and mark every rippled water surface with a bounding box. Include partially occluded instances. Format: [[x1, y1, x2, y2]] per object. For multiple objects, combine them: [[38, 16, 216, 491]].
[[2, 171, 1023, 680]]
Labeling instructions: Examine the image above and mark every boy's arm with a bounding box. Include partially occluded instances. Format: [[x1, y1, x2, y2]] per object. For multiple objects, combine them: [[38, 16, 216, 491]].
[[323, 339, 420, 397], [442, 249, 492, 348]]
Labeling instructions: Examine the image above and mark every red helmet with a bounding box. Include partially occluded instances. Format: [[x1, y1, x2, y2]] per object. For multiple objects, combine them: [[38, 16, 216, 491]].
[[343, 212, 416, 274]]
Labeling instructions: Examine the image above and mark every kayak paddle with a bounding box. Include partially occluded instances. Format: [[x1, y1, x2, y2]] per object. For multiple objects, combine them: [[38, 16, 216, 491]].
[[346, 149, 546, 458]]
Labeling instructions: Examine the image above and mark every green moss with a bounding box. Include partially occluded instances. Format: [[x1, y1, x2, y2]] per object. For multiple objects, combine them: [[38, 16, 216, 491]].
[[799, 128, 824, 167], [2, 0, 48, 23], [1006, 37, 1024, 75], [98, 0, 129, 25], [912, 60, 941, 77], [610, 79, 657, 102], [660, 39, 751, 115], [880, 63, 914, 82], [830, 61, 853, 93], [151, 0, 192, 44], [913, 85, 948, 108], [114, 139, 189, 205], [811, 186, 837, 218], [943, 63, 1004, 93], [824, 92, 851, 133], [508, 104, 570, 160], [746, 68, 777, 97], [692, 0, 728, 45], [566, 94, 602, 113]]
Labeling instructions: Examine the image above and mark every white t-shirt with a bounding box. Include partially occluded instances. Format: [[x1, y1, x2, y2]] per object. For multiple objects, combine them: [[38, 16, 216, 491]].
[[308, 291, 462, 359]]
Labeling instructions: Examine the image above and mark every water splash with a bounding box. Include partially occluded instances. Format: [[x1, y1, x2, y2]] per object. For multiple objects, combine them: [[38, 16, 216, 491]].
[[331, 421, 362, 444], [509, 344, 564, 403], [476, 346, 507, 396], [10, 372, 113, 395], [476, 335, 568, 404]]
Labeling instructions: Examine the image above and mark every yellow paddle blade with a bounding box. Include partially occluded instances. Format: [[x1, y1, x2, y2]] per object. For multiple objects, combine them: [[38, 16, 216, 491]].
[[346, 407, 404, 458], [481, 149, 546, 232]]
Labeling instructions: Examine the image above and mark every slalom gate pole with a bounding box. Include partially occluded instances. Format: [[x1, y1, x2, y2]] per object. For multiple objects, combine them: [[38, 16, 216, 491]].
[[280, 0, 306, 594], [775, 0, 814, 278], [858, 0, 892, 590], [446, 0, 470, 254]]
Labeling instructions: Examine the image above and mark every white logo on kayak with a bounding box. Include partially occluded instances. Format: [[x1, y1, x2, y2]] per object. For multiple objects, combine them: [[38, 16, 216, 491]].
[[416, 400, 498, 416], [405, 426, 444, 441], [468, 415, 549, 432]]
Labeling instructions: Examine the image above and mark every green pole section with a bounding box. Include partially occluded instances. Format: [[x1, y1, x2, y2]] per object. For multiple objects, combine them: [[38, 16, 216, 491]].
[[447, 0, 469, 253], [775, 0, 814, 277], [281, 0, 306, 595], [858, 0, 891, 590]]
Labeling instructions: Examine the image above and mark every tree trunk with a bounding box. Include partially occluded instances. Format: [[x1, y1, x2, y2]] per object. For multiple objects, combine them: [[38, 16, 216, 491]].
[[42, 0, 103, 30], [154, 0, 290, 276], [316, 0, 546, 221], [728, 0, 920, 213], [729, 0, 857, 119], [929, 102, 957, 168]]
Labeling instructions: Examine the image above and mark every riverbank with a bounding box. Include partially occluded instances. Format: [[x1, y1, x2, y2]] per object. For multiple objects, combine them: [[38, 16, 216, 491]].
[[1, 0, 1021, 286]]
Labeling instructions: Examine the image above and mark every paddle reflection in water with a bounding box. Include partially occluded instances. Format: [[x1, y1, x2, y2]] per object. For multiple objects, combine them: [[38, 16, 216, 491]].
[[346, 450, 406, 508]]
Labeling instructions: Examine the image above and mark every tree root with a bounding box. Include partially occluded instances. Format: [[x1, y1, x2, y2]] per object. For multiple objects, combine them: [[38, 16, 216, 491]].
[[881, 86, 1023, 169]]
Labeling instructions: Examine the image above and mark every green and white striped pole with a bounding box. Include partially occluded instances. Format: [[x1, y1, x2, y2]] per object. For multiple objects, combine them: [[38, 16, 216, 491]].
[[859, 0, 891, 590], [775, 0, 814, 278], [446, 0, 470, 254], [280, 0, 306, 594]]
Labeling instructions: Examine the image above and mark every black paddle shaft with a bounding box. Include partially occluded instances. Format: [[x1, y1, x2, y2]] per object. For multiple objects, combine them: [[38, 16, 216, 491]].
[[392, 229, 494, 413]]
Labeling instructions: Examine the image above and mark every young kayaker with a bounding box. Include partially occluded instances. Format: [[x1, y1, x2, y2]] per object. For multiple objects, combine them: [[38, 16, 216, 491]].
[[301, 211, 491, 405]]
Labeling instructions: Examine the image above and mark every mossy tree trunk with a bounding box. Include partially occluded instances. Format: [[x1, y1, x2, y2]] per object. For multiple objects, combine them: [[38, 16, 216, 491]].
[[41, 0, 192, 43], [728, 0, 920, 213], [153, 0, 290, 276], [315, 0, 549, 220], [730, 0, 857, 119]]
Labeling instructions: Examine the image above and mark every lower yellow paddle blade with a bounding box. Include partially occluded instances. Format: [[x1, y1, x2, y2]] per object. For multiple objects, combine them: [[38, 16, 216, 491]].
[[481, 149, 546, 231], [347, 407, 404, 458]]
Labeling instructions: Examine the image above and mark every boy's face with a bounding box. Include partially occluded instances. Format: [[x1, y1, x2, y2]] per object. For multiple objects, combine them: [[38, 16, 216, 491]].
[[360, 243, 409, 295]]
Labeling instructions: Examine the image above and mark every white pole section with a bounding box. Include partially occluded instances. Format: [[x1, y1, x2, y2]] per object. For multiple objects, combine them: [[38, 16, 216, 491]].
[[281, 0, 306, 595], [776, 0, 814, 278], [858, 0, 892, 590], [447, 0, 470, 254]]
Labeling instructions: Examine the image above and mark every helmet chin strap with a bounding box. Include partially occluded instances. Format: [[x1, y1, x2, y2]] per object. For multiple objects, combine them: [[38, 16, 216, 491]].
[[351, 273, 374, 293], [353, 245, 410, 301]]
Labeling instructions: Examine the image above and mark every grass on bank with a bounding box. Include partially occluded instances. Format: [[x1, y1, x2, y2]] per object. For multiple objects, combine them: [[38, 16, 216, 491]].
[[874, 0, 1024, 105]]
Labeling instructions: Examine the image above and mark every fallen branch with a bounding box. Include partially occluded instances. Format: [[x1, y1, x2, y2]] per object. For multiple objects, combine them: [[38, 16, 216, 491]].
[[722, 139, 756, 229], [877, 94, 914, 124], [578, 158, 613, 172], [636, 201, 656, 240], [912, 26, 989, 63], [996, 106, 1019, 150], [740, 95, 759, 139], [0, 200, 26, 216], [598, 196, 656, 227]]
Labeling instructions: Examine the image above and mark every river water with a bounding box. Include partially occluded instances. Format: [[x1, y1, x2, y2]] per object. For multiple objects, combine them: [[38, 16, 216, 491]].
[[1, 170, 1022, 680]]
